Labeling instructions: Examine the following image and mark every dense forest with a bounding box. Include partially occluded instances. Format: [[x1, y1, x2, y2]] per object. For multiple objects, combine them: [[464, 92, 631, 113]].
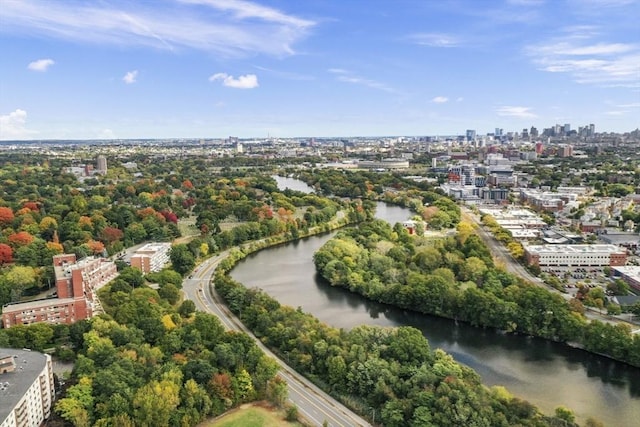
[[2, 272, 284, 427], [313, 220, 640, 367]]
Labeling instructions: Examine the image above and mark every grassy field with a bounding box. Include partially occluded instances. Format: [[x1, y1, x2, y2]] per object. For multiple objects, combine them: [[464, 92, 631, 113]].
[[200, 403, 303, 427]]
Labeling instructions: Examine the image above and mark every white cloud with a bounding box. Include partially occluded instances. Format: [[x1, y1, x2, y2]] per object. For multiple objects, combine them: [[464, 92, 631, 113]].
[[27, 58, 55, 72], [253, 65, 314, 81], [328, 69, 395, 93], [527, 27, 640, 87], [123, 70, 138, 84], [617, 102, 640, 108], [604, 110, 630, 115], [496, 106, 538, 118], [0, 109, 38, 140], [456, 97, 464, 102], [98, 128, 115, 139], [408, 33, 461, 48], [432, 96, 449, 104], [0, 0, 314, 57], [209, 73, 259, 89]]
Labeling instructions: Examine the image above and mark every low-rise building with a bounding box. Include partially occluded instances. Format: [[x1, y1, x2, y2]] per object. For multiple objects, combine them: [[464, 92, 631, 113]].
[[523, 244, 627, 268], [611, 266, 640, 293], [1, 255, 118, 328], [0, 349, 55, 427], [130, 242, 171, 274]]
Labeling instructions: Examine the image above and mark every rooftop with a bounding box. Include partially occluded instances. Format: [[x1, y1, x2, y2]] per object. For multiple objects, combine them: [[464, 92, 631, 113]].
[[2, 297, 77, 312], [0, 348, 50, 422], [524, 244, 624, 254], [612, 266, 640, 278], [135, 242, 171, 254]]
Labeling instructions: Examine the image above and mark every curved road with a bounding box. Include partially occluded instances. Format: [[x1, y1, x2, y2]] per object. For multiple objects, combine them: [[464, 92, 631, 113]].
[[182, 251, 372, 427]]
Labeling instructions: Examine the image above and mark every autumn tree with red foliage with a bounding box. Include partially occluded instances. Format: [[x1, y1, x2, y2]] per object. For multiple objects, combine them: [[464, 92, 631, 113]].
[[22, 201, 39, 212], [8, 231, 35, 247], [0, 206, 14, 225], [100, 226, 124, 244], [0, 243, 13, 265], [182, 197, 196, 209], [160, 210, 178, 224]]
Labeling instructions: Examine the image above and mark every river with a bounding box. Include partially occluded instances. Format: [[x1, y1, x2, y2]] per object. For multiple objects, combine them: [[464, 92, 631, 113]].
[[230, 176, 640, 426]]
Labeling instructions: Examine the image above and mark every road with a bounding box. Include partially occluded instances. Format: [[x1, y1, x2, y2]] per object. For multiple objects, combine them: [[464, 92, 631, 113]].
[[462, 207, 637, 326], [182, 251, 372, 427]]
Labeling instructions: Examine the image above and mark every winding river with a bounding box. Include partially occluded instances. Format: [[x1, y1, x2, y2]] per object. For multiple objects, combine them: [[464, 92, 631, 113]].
[[230, 176, 640, 426]]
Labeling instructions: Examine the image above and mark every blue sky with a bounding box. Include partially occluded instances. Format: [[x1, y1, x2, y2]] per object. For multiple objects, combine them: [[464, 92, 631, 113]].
[[0, 0, 638, 140]]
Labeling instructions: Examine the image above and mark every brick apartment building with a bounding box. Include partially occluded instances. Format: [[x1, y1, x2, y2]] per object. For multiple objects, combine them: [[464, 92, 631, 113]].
[[1, 254, 118, 328]]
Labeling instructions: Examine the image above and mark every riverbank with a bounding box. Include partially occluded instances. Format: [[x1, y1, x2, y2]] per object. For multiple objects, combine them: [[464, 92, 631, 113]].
[[228, 202, 640, 426]]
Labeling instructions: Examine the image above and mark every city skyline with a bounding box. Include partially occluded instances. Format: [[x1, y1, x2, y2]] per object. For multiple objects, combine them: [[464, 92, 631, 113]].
[[1, 0, 639, 140]]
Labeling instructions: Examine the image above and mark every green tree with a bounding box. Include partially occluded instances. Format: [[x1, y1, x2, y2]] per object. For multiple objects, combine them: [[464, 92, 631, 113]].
[[170, 244, 195, 275], [158, 283, 180, 305], [555, 406, 575, 424], [6, 265, 37, 299], [133, 377, 181, 427], [55, 377, 94, 427], [266, 376, 288, 407], [178, 299, 196, 318], [233, 368, 255, 402]]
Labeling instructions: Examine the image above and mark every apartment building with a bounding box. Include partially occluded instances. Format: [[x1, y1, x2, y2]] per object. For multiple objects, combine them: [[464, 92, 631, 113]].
[[0, 349, 55, 427], [130, 242, 171, 274], [1, 254, 118, 328]]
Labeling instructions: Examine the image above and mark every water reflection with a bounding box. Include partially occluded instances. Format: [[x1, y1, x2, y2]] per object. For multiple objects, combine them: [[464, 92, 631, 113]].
[[230, 196, 640, 425]]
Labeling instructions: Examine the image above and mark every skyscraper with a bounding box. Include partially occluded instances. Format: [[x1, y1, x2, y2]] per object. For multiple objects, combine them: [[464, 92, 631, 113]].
[[466, 129, 476, 142]]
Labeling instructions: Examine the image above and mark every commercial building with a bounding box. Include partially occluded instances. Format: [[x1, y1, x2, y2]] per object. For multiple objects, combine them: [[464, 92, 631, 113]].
[[357, 158, 410, 170], [611, 266, 640, 293], [1, 254, 118, 328], [130, 242, 171, 274], [523, 244, 627, 268], [0, 349, 55, 427]]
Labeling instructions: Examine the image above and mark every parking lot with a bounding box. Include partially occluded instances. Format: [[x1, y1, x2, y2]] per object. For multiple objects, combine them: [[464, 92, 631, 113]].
[[541, 266, 610, 295]]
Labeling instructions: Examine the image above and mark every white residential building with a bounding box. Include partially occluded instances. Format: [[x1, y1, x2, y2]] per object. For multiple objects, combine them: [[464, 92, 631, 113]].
[[130, 242, 172, 274], [0, 349, 55, 427]]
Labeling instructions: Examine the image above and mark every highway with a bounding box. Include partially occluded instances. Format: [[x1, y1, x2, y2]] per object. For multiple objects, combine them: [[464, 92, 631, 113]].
[[182, 251, 372, 427]]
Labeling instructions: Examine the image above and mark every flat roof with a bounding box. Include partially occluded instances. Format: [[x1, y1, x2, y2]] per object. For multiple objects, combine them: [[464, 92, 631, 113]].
[[2, 297, 77, 312], [135, 242, 171, 253], [612, 266, 640, 279], [524, 244, 624, 254], [0, 348, 50, 422]]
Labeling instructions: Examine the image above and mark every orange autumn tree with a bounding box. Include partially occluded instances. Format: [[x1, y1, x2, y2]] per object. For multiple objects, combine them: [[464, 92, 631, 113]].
[[8, 231, 35, 247], [84, 240, 106, 255], [0, 206, 15, 225], [0, 243, 13, 265]]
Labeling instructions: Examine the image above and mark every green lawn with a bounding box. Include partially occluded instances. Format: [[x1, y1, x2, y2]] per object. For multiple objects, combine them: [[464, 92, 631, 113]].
[[202, 404, 302, 427]]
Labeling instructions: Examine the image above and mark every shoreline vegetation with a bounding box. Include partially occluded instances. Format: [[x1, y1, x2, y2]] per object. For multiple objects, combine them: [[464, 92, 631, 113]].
[[213, 214, 592, 426]]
